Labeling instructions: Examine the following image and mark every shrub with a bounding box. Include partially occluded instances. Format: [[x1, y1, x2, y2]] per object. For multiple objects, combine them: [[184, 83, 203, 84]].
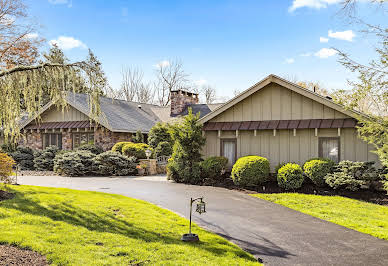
[[231, 156, 270, 187], [277, 163, 304, 190], [132, 130, 145, 143], [167, 109, 205, 184], [148, 122, 172, 149], [122, 142, 152, 159], [9, 146, 35, 170], [0, 153, 15, 185], [325, 161, 379, 191], [76, 144, 104, 155], [0, 143, 16, 153], [54, 150, 98, 176], [112, 142, 131, 154], [303, 157, 335, 169], [155, 141, 172, 157], [274, 162, 287, 176], [34, 145, 59, 171], [200, 156, 228, 181], [94, 151, 137, 176], [304, 159, 334, 186]]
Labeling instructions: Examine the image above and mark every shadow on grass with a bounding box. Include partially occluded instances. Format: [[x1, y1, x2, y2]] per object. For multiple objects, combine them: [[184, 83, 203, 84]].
[[0, 188, 257, 262]]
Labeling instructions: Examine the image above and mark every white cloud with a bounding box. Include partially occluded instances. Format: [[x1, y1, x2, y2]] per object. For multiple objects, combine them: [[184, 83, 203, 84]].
[[49, 36, 87, 50], [289, 0, 341, 12], [25, 33, 39, 39], [195, 79, 207, 86], [320, 37, 329, 43], [284, 58, 295, 64], [300, 52, 312, 57], [154, 60, 170, 68], [48, 0, 72, 8], [328, 30, 355, 41], [314, 48, 338, 58]]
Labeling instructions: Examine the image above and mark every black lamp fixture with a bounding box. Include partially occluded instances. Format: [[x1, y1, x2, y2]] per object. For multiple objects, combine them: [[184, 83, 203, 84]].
[[181, 197, 206, 242]]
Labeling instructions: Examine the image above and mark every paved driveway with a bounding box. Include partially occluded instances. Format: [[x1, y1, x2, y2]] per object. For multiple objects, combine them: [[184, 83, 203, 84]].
[[18, 175, 388, 266]]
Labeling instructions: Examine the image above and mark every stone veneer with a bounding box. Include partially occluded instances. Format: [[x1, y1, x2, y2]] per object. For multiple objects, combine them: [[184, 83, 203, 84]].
[[20, 128, 132, 151], [94, 128, 132, 151], [170, 89, 199, 116]]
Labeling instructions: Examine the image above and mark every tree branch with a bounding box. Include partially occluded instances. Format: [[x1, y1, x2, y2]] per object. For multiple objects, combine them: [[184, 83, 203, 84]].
[[0, 62, 86, 77]]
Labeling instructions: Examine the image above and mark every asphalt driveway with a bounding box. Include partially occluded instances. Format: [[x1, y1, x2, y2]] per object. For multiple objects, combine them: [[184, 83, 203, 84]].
[[18, 175, 388, 266]]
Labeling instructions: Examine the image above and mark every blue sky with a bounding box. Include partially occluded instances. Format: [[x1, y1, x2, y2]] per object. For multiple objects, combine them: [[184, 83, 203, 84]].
[[27, 0, 386, 101]]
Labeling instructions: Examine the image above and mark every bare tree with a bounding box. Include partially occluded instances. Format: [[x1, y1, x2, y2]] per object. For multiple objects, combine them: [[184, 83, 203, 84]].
[[119, 66, 143, 101], [154, 59, 189, 106], [136, 82, 155, 103], [0, 0, 43, 69], [201, 85, 216, 104]]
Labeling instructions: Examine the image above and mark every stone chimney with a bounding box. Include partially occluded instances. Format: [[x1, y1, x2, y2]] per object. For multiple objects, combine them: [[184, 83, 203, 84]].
[[170, 89, 199, 116]]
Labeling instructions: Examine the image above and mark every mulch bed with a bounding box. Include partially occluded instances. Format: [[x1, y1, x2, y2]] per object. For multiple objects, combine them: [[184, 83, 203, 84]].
[[0, 190, 14, 202], [203, 175, 388, 206], [0, 245, 48, 266]]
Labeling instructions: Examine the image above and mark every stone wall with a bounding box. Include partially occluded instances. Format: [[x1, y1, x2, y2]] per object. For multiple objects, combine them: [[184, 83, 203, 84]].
[[94, 129, 132, 151], [19, 128, 132, 151]]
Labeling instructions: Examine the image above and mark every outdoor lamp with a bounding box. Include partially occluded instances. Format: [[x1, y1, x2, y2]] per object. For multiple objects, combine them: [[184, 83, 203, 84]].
[[145, 149, 152, 159], [181, 197, 206, 242]]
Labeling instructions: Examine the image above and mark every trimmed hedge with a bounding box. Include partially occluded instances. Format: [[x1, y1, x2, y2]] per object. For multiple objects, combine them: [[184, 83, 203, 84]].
[[112, 142, 131, 154], [34, 145, 59, 171], [76, 144, 104, 155], [94, 151, 137, 176], [122, 142, 153, 159], [201, 156, 228, 181], [54, 150, 98, 177], [304, 159, 334, 186], [155, 141, 172, 157], [231, 156, 270, 187], [277, 163, 304, 190]]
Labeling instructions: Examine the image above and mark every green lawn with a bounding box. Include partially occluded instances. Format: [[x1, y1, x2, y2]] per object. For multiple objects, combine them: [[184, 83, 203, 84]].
[[251, 193, 388, 241], [0, 186, 259, 265]]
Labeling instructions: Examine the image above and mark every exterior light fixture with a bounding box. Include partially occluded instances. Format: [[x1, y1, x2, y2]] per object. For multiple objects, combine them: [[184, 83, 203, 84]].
[[145, 149, 152, 159], [181, 197, 206, 242]]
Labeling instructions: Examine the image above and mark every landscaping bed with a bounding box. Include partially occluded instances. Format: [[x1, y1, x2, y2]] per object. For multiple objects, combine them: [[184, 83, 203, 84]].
[[0, 245, 48, 266], [0, 190, 14, 201], [251, 193, 388, 241], [0, 185, 259, 265]]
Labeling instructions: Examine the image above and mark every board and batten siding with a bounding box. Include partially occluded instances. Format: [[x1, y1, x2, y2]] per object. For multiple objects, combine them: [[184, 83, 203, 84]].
[[39, 105, 89, 123], [203, 83, 379, 170]]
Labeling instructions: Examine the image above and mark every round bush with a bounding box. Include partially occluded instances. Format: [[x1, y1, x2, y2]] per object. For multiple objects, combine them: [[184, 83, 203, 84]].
[[111, 142, 131, 154], [277, 163, 304, 190], [76, 144, 104, 155], [94, 151, 137, 176], [54, 150, 97, 176], [201, 156, 228, 181], [303, 157, 334, 169], [231, 156, 270, 187], [304, 159, 334, 186], [9, 146, 35, 170], [155, 141, 172, 157], [122, 142, 152, 159]]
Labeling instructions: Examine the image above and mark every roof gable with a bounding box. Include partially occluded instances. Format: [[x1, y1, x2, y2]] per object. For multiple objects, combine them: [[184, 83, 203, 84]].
[[199, 74, 366, 123]]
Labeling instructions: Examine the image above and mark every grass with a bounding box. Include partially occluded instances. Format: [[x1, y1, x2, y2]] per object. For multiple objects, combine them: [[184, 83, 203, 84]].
[[251, 193, 388, 241], [0, 185, 259, 265]]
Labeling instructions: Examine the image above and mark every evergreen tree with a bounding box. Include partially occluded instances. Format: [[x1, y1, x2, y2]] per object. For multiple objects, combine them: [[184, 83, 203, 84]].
[[132, 130, 144, 143], [167, 108, 205, 184]]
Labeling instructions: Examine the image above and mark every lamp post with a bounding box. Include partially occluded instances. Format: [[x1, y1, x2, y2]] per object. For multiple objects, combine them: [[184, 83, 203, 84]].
[[145, 149, 152, 160], [181, 197, 206, 242]]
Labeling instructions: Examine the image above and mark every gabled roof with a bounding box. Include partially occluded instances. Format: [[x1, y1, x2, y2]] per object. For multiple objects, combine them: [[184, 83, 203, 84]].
[[20, 92, 221, 133], [199, 74, 367, 124]]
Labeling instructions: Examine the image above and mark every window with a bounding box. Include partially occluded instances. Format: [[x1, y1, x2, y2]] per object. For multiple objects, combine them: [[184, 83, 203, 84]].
[[221, 139, 237, 166], [319, 137, 340, 163], [72, 132, 94, 148], [42, 133, 62, 149]]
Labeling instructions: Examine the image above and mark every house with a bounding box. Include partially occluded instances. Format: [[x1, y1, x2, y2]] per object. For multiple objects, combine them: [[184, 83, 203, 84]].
[[199, 74, 379, 170], [18, 90, 221, 151]]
